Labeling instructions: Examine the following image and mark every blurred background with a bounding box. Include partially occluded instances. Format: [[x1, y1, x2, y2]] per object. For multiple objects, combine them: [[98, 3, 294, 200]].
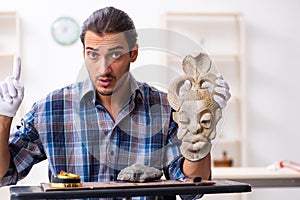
[[1, 0, 300, 199]]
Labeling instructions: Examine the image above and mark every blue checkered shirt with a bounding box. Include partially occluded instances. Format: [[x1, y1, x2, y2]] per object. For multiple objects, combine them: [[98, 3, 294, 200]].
[[1, 74, 198, 199]]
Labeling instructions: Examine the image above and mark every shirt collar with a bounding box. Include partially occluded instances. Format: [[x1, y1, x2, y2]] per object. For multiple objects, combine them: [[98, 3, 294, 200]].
[[79, 78, 95, 104]]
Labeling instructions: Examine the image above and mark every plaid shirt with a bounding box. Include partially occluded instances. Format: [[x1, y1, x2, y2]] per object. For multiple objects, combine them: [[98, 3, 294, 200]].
[[2, 74, 190, 195]]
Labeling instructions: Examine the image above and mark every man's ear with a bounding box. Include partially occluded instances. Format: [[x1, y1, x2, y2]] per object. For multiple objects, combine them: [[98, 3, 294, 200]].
[[130, 44, 139, 62]]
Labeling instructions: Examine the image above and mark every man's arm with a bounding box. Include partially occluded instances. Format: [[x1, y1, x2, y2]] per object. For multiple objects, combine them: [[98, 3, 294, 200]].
[[0, 57, 24, 182], [0, 116, 12, 181], [182, 153, 211, 179]]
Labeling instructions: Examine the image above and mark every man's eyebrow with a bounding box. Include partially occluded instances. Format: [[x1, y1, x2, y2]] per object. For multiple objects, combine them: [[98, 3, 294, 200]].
[[108, 46, 124, 51], [86, 47, 99, 51], [85, 45, 125, 52]]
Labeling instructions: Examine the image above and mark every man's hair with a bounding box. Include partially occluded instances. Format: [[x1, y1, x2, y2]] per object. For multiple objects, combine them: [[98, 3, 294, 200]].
[[80, 7, 138, 50]]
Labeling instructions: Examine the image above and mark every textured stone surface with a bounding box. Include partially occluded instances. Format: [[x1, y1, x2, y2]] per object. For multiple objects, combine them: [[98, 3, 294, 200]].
[[167, 52, 222, 161], [117, 164, 163, 182]]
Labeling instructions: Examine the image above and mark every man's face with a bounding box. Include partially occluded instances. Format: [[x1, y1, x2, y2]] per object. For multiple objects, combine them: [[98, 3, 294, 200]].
[[84, 31, 137, 96]]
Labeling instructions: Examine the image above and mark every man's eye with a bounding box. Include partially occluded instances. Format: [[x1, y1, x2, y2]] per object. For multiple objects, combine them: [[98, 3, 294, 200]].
[[88, 52, 98, 60], [110, 52, 122, 59]]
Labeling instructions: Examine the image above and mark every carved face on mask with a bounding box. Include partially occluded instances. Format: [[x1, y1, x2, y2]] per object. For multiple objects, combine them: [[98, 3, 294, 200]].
[[173, 99, 221, 141], [167, 53, 222, 161]]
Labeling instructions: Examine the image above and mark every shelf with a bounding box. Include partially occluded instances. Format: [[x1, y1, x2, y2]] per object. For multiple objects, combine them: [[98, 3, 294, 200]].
[[165, 14, 243, 55], [212, 140, 241, 167], [0, 54, 14, 81], [212, 167, 300, 187], [164, 12, 246, 169], [0, 53, 15, 57], [0, 11, 20, 82], [0, 11, 22, 128], [0, 12, 20, 54]]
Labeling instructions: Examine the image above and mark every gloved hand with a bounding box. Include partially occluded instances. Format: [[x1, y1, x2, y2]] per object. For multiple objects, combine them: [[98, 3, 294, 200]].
[[0, 56, 24, 117], [202, 73, 231, 108]]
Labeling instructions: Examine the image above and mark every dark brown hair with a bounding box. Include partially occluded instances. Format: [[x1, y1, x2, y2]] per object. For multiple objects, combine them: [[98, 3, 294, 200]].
[[80, 7, 138, 50]]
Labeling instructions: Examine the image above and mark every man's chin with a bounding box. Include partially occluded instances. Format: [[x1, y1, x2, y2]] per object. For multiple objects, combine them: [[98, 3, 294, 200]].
[[97, 90, 113, 96]]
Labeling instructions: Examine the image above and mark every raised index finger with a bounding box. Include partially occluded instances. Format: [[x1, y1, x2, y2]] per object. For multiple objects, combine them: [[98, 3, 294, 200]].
[[13, 56, 21, 81]]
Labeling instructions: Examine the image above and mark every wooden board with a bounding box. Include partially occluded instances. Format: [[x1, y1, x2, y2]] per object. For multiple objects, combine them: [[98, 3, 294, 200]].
[[41, 180, 216, 192]]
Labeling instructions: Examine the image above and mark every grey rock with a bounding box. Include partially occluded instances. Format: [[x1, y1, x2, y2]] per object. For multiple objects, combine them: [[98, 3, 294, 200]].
[[117, 164, 163, 182]]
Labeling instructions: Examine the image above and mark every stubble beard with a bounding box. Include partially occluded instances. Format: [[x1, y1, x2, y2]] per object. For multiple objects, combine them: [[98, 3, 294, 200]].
[[97, 89, 113, 96]]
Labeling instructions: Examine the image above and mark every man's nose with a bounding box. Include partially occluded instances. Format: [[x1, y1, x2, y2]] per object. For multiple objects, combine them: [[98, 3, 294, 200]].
[[97, 58, 112, 74]]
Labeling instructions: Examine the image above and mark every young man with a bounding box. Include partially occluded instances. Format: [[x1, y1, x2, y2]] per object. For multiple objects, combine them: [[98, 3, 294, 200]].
[[0, 7, 230, 199]]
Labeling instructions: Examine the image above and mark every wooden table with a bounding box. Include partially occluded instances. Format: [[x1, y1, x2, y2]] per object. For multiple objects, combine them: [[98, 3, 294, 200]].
[[212, 167, 300, 187], [10, 179, 251, 200]]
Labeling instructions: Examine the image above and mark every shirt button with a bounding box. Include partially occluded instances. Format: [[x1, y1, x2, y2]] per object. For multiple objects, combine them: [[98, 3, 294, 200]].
[[110, 175, 114, 181]]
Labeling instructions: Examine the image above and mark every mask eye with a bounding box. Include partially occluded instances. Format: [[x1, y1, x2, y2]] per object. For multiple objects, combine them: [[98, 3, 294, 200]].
[[178, 112, 190, 128], [179, 117, 190, 125], [200, 113, 212, 128]]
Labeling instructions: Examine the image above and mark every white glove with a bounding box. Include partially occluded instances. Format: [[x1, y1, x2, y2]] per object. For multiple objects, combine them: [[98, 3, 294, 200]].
[[202, 73, 231, 108], [179, 80, 191, 97], [0, 56, 24, 117]]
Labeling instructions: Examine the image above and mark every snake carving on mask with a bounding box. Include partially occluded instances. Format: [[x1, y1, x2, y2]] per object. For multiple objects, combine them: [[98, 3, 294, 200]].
[[167, 53, 222, 161]]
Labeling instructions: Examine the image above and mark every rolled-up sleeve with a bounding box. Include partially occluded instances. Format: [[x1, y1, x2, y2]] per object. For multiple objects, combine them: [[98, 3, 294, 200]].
[[0, 110, 46, 187], [0, 159, 18, 186]]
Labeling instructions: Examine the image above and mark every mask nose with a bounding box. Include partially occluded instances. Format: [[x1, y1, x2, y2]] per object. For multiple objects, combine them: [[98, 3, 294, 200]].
[[188, 121, 202, 135]]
